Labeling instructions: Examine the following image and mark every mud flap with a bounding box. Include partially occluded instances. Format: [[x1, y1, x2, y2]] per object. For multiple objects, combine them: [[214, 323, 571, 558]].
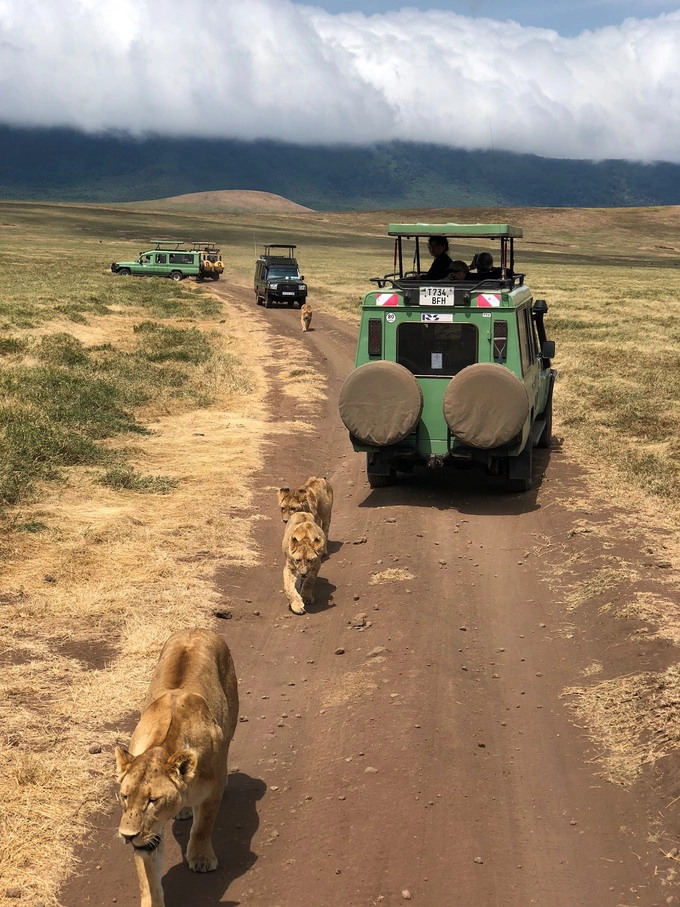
[[506, 440, 533, 492], [366, 453, 392, 476], [366, 454, 396, 488]]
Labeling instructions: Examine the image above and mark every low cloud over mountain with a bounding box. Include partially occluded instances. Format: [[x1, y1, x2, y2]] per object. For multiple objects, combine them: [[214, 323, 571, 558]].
[[1, 0, 680, 162]]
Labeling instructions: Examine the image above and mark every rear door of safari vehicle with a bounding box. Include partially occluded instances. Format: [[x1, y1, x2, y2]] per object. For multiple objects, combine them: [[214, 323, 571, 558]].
[[393, 304, 479, 456]]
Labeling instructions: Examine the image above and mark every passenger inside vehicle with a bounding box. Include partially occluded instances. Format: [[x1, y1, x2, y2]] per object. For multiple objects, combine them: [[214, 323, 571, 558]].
[[468, 251, 501, 280], [447, 260, 470, 280], [422, 236, 453, 279]]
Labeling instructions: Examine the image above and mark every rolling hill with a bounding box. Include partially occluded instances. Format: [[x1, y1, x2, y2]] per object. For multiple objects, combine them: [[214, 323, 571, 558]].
[[121, 189, 313, 214]]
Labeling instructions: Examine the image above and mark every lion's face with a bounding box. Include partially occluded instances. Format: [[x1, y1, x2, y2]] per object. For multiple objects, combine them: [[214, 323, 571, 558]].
[[289, 528, 324, 576], [115, 746, 196, 850], [277, 486, 310, 523]]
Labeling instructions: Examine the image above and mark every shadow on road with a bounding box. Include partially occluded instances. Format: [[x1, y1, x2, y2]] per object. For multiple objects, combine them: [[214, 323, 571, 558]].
[[357, 447, 555, 517], [306, 575, 338, 613], [164, 771, 266, 907]]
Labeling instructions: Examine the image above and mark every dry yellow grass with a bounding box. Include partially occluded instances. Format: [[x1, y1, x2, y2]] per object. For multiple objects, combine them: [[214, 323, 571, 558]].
[[0, 299, 279, 904], [564, 666, 680, 786], [369, 568, 415, 584], [612, 593, 680, 645]]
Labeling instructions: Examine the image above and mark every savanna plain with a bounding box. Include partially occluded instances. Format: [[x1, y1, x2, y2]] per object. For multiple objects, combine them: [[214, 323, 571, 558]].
[[1, 198, 680, 906]]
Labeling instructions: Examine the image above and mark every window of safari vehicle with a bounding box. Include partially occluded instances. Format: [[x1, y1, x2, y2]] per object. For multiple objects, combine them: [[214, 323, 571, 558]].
[[169, 252, 195, 265], [268, 267, 299, 279], [516, 306, 538, 375], [397, 322, 478, 377]]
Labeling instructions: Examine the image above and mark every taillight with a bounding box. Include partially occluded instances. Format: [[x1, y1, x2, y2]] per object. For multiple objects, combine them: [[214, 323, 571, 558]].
[[368, 318, 382, 357], [493, 321, 507, 362]]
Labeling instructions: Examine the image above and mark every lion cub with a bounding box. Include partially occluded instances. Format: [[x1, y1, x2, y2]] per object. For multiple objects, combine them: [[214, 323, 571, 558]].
[[282, 511, 326, 614], [300, 302, 312, 332], [277, 475, 333, 553], [115, 628, 238, 907]]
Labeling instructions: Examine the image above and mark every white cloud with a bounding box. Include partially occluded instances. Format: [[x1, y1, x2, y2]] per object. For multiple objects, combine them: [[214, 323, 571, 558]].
[[1, 0, 680, 161]]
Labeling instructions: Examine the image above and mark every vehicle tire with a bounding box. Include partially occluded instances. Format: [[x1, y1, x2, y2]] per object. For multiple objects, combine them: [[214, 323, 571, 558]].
[[211, 274, 220, 280], [170, 271, 183, 282], [118, 268, 131, 276], [443, 363, 529, 449], [536, 398, 553, 449], [339, 361, 423, 447], [367, 466, 396, 488], [264, 293, 272, 308]]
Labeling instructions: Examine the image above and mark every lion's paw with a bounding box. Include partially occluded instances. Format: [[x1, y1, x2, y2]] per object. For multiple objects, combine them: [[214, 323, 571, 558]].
[[175, 806, 193, 820], [188, 852, 218, 873], [289, 599, 306, 615]]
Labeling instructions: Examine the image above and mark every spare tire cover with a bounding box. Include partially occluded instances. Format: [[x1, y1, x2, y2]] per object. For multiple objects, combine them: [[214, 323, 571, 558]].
[[443, 363, 529, 449], [339, 361, 423, 447]]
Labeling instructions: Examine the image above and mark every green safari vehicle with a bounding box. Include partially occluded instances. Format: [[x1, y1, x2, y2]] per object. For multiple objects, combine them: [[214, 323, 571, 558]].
[[338, 223, 556, 491], [111, 240, 213, 282]]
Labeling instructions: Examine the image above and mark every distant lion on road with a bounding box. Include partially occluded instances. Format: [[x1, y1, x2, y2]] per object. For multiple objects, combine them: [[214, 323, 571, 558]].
[[300, 302, 312, 332]]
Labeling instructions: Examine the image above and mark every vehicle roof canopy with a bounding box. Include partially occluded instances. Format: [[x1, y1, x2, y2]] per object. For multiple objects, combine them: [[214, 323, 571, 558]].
[[191, 241, 220, 251], [149, 239, 187, 250], [263, 244, 297, 256], [388, 223, 523, 239]]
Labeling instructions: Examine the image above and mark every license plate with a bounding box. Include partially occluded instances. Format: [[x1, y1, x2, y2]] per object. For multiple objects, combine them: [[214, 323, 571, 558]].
[[419, 286, 455, 305], [281, 292, 295, 296]]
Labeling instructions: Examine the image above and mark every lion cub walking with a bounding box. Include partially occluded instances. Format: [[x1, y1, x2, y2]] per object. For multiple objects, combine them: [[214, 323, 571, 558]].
[[115, 628, 238, 907], [277, 475, 333, 553], [300, 302, 312, 332], [282, 511, 326, 614]]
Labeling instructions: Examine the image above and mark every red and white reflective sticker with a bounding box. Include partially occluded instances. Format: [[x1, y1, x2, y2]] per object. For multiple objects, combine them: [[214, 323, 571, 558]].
[[476, 293, 501, 308], [374, 293, 400, 306]]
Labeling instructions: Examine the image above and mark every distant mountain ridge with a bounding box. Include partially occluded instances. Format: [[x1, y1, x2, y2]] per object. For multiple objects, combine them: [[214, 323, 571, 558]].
[[3, 125, 680, 211]]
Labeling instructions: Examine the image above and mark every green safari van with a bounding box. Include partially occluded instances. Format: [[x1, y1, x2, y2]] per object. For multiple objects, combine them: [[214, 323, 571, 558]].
[[338, 223, 556, 491], [111, 240, 214, 282]]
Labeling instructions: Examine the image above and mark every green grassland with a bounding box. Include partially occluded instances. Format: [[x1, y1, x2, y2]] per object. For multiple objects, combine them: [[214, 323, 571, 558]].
[[1, 198, 679, 522]]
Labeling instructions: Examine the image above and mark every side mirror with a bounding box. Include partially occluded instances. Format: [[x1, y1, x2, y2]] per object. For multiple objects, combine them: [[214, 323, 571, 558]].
[[300, 275, 305, 280], [542, 340, 555, 359]]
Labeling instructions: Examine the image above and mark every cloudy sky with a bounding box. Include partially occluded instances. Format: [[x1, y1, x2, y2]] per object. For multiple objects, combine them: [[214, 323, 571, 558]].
[[1, 0, 679, 162]]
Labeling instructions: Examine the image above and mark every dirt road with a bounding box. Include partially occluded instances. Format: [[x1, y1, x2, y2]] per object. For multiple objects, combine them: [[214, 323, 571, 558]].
[[62, 284, 679, 906]]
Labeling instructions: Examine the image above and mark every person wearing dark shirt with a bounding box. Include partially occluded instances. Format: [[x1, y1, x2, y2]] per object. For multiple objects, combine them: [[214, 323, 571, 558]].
[[468, 251, 502, 280], [423, 236, 453, 279]]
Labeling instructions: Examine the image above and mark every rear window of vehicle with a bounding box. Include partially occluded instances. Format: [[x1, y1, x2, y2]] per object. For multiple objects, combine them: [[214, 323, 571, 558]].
[[169, 253, 195, 265], [397, 322, 478, 377]]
